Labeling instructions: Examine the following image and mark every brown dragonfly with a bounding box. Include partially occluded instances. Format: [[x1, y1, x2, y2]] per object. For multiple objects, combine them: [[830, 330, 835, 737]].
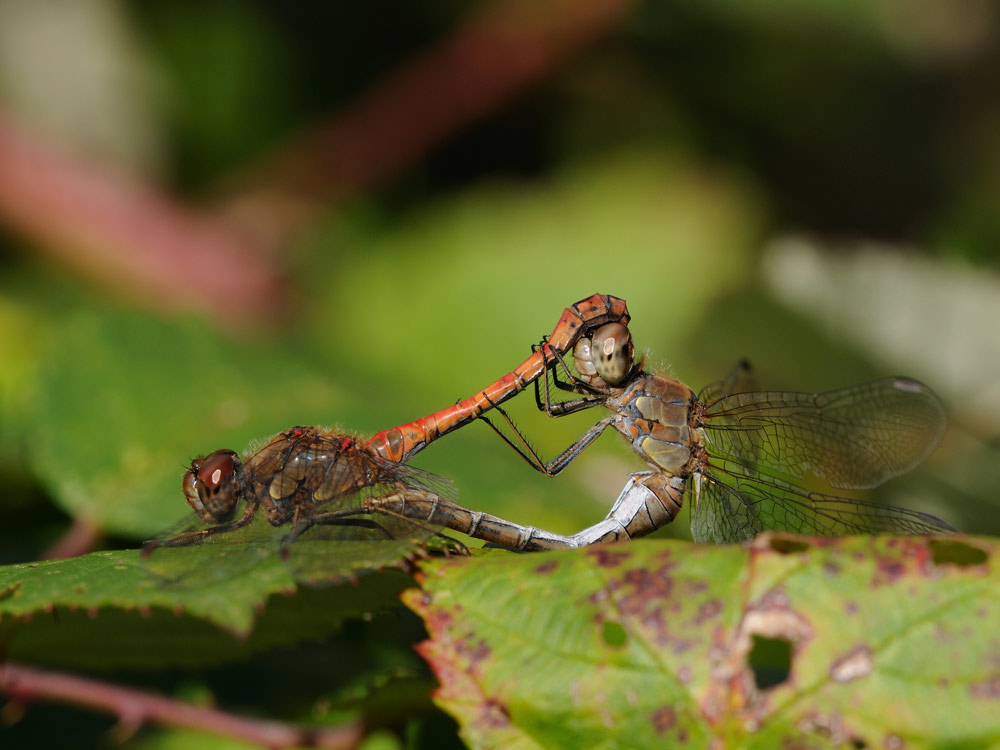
[[481, 320, 954, 545], [143, 294, 630, 555]]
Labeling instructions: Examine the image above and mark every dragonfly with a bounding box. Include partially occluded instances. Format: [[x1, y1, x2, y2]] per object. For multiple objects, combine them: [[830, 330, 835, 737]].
[[142, 294, 630, 555], [480, 320, 955, 546]]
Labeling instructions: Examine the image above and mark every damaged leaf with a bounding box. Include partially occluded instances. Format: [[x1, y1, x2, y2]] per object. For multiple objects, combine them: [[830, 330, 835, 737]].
[[406, 534, 999, 749]]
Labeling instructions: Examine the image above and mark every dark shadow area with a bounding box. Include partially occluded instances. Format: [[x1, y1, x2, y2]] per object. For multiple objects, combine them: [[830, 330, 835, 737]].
[[748, 634, 792, 690], [768, 537, 811, 555], [928, 538, 989, 567]]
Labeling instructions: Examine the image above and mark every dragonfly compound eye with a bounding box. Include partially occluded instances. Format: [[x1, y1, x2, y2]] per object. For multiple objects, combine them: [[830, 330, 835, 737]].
[[183, 449, 242, 523], [590, 323, 634, 385]]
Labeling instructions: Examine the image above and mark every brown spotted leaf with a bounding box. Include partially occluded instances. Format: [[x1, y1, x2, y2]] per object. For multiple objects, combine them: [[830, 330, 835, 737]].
[[404, 534, 999, 749]]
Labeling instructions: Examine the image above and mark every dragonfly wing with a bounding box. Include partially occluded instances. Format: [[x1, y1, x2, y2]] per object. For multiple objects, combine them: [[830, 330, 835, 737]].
[[146, 512, 212, 545], [142, 512, 283, 590], [689, 471, 764, 544], [286, 481, 460, 584], [146, 504, 278, 547], [703, 377, 946, 489], [381, 461, 459, 503], [697, 461, 954, 541], [289, 460, 459, 548], [295, 488, 446, 543], [697, 359, 759, 404]]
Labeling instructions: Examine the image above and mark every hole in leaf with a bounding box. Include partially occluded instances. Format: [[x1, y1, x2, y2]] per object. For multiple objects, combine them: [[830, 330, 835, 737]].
[[851, 739, 868, 749], [748, 635, 792, 689], [928, 539, 988, 567], [769, 537, 810, 555], [602, 620, 627, 648]]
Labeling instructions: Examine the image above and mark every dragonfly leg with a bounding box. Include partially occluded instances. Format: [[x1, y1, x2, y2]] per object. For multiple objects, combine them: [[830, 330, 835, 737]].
[[534, 338, 579, 393], [541, 416, 616, 475], [536, 337, 606, 395], [142, 500, 259, 556], [536, 383, 607, 417], [478, 399, 554, 475], [479, 397, 615, 476], [279, 506, 393, 558], [533, 339, 608, 416]]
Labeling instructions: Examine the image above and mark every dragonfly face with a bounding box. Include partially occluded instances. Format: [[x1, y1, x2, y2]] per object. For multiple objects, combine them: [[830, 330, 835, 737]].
[[572, 322, 635, 389], [183, 449, 243, 523]]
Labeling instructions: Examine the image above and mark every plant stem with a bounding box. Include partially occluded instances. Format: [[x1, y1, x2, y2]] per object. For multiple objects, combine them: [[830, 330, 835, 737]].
[[0, 661, 363, 749]]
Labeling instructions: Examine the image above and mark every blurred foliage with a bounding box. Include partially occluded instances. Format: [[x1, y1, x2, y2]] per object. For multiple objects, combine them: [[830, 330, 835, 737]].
[[1, 0, 998, 747]]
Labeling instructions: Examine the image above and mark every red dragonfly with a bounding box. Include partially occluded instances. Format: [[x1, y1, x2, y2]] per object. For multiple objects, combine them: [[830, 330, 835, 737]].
[[143, 294, 629, 554], [482, 320, 955, 545]]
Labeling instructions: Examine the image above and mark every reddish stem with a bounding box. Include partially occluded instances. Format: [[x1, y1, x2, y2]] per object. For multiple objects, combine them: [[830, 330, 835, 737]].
[[0, 114, 290, 330], [0, 0, 635, 326], [0, 661, 363, 749], [40, 518, 103, 560], [221, 0, 638, 238]]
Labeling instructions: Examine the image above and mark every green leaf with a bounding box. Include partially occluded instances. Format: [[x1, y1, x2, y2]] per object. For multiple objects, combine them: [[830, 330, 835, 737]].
[[26, 311, 345, 537], [128, 729, 262, 750], [0, 541, 423, 666], [405, 535, 999, 749]]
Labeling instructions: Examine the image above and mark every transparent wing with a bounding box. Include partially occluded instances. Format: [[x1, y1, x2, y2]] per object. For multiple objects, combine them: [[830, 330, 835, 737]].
[[379, 461, 459, 504], [702, 377, 946, 490], [697, 359, 759, 405], [688, 472, 764, 544], [287, 479, 464, 583], [294, 482, 453, 542], [141, 511, 285, 590], [286, 460, 459, 556], [146, 512, 211, 544], [689, 461, 955, 544], [145, 503, 279, 547]]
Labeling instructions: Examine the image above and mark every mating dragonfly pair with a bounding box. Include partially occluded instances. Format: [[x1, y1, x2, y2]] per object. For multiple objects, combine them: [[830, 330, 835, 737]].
[[143, 293, 953, 556]]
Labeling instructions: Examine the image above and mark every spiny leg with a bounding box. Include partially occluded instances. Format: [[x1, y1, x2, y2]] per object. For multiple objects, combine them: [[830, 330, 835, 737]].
[[476, 338, 611, 475], [478, 395, 555, 474], [479, 396, 615, 477], [279, 506, 393, 559], [533, 338, 609, 415]]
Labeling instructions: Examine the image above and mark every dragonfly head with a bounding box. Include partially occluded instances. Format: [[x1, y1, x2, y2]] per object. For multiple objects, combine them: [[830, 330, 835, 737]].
[[574, 322, 634, 388], [183, 449, 243, 523]]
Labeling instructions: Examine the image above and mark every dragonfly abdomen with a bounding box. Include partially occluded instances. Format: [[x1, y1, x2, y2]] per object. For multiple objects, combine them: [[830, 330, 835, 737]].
[[367, 293, 632, 464]]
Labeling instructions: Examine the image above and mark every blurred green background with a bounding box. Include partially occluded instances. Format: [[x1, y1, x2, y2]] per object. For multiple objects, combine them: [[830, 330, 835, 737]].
[[2, 1, 999, 746], [1, 0, 998, 563]]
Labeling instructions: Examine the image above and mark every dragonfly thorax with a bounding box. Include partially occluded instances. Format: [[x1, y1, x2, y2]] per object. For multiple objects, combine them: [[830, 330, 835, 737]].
[[611, 375, 699, 477]]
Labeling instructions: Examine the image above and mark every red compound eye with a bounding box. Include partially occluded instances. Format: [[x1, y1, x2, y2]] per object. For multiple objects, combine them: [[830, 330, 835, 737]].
[[198, 451, 237, 489]]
